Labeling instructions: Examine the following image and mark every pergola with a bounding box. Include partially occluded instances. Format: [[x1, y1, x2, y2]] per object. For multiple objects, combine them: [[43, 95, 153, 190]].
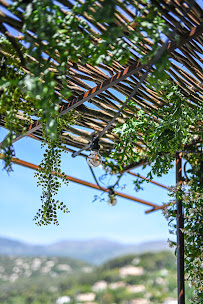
[[0, 1, 202, 303]]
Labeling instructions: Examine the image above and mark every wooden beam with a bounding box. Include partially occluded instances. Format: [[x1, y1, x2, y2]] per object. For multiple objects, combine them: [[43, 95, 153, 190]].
[[168, 23, 203, 52], [0, 153, 162, 210], [128, 171, 169, 190], [145, 201, 175, 214], [28, 133, 169, 190], [8, 61, 145, 145]]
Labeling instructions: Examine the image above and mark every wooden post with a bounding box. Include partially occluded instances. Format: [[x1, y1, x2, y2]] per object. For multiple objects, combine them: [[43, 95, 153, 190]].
[[176, 153, 185, 304]]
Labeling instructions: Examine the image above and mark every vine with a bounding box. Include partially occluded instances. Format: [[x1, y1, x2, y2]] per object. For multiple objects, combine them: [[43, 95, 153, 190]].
[[33, 137, 69, 226], [106, 84, 202, 303], [0, 37, 34, 171], [1, 0, 171, 222], [108, 83, 202, 178], [34, 112, 78, 226], [1, 0, 170, 160], [163, 152, 203, 304], [0, 2, 202, 301]]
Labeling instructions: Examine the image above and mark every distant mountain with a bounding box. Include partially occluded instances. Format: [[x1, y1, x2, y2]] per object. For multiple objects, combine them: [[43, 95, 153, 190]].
[[0, 237, 45, 256], [0, 237, 171, 264]]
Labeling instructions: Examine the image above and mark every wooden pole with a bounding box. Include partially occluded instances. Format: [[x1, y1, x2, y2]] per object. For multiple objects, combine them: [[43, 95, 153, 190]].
[[0, 154, 160, 209], [128, 171, 170, 190], [28, 134, 170, 190], [176, 153, 185, 304]]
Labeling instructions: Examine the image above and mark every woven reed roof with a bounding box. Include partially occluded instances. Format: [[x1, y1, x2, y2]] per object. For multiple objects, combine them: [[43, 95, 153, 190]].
[[0, 0, 202, 170]]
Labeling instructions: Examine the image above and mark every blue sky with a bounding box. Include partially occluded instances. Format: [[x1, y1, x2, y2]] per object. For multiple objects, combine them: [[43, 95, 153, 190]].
[[0, 127, 175, 246]]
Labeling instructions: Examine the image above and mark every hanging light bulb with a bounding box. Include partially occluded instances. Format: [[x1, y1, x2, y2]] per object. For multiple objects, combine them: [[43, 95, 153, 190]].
[[87, 138, 102, 167], [87, 150, 102, 167], [108, 194, 117, 206], [107, 187, 117, 206]]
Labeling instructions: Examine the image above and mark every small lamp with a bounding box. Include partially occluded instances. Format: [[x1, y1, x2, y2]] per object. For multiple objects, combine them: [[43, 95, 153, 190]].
[[87, 138, 102, 167], [108, 187, 117, 206]]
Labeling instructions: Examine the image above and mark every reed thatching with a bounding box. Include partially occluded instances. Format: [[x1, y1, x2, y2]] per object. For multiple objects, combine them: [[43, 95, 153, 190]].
[[0, 0, 202, 169]]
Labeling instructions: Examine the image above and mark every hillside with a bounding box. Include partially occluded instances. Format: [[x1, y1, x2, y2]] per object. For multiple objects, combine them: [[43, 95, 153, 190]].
[[0, 237, 171, 264], [0, 251, 193, 304]]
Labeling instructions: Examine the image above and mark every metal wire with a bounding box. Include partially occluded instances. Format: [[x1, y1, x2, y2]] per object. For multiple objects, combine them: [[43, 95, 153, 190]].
[[87, 164, 104, 191]]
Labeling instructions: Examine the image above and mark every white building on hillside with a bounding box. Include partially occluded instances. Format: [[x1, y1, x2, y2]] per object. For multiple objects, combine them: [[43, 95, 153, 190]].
[[92, 280, 107, 292], [127, 284, 145, 293], [56, 296, 71, 304], [109, 281, 126, 289], [119, 265, 144, 277], [76, 292, 96, 302]]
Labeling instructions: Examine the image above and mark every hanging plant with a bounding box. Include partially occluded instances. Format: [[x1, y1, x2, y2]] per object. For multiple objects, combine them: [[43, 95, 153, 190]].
[[107, 83, 202, 303], [1, 0, 170, 173], [34, 112, 79, 226], [34, 138, 69, 226]]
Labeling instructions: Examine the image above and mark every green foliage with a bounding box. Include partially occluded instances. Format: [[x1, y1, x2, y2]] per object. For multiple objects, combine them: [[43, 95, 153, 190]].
[[109, 83, 202, 177], [0, 3, 202, 302], [33, 114, 79, 225], [138, 251, 176, 272], [12, 0, 73, 138], [0, 251, 194, 304], [102, 254, 138, 270], [164, 152, 203, 304], [0, 41, 33, 172], [33, 140, 69, 226], [1, 0, 171, 224], [1, 0, 170, 164], [33, 110, 79, 225], [111, 110, 147, 169], [107, 83, 202, 303]]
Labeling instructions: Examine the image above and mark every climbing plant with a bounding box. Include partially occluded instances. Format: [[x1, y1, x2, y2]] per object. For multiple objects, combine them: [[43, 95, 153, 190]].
[[163, 152, 203, 304], [0, 37, 34, 172], [108, 83, 202, 177], [1, 0, 169, 155], [106, 84, 202, 303], [0, 0, 170, 223], [0, 1, 202, 301]]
